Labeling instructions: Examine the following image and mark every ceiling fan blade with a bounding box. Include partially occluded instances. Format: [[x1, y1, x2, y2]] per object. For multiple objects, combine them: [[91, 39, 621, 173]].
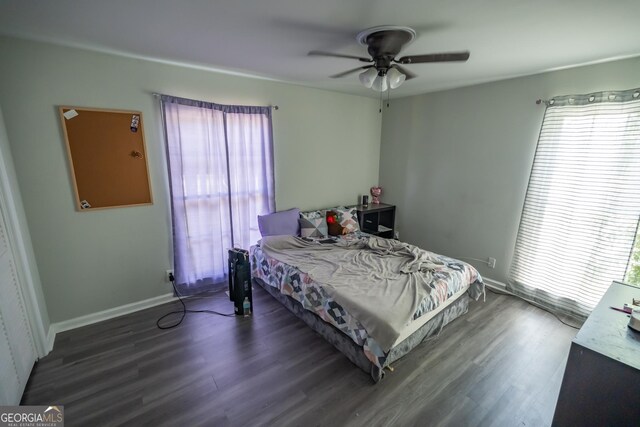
[[308, 50, 372, 62], [397, 51, 470, 64], [329, 65, 373, 78], [392, 64, 417, 80]]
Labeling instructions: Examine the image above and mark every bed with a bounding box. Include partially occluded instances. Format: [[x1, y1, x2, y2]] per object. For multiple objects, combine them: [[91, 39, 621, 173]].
[[250, 232, 484, 382]]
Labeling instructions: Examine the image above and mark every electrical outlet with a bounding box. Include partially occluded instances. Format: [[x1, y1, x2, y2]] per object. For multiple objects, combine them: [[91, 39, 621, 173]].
[[165, 270, 174, 282], [488, 257, 496, 269]]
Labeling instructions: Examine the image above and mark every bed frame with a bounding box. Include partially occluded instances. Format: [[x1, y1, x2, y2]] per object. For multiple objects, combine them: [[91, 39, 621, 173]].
[[254, 277, 470, 382]]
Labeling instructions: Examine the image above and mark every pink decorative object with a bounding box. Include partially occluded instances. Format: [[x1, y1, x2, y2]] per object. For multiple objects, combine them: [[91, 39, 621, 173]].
[[370, 186, 382, 204]]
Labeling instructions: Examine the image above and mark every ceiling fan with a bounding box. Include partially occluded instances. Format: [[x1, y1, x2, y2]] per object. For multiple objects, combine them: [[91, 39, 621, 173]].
[[309, 26, 470, 92]]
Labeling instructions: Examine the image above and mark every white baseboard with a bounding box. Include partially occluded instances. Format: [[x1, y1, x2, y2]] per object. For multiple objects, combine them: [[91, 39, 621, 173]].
[[483, 277, 508, 292], [45, 327, 56, 354], [40, 277, 510, 355], [45, 293, 176, 353]]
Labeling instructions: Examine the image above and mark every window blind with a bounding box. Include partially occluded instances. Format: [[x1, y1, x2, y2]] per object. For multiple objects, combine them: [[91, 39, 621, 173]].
[[508, 89, 640, 319]]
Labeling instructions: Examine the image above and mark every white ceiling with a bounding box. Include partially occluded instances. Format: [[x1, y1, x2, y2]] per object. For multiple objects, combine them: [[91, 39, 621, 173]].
[[1, 0, 639, 98]]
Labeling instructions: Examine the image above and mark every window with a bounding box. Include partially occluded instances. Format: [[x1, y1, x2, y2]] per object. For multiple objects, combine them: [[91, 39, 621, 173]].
[[509, 89, 640, 319], [161, 96, 274, 292]]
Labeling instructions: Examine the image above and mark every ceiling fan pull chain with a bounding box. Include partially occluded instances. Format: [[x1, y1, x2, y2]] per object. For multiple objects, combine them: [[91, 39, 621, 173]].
[[379, 90, 383, 113]]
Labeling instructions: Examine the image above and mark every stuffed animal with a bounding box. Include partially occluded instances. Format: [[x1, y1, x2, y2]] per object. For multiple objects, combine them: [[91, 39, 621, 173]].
[[326, 211, 347, 236]]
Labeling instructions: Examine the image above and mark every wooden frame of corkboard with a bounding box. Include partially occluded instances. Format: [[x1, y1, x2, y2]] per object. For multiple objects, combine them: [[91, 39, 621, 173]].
[[59, 106, 153, 211]]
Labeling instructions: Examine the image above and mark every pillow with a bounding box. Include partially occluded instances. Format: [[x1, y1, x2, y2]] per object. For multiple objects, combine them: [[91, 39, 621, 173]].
[[326, 211, 347, 236], [257, 208, 301, 237], [299, 217, 327, 238], [300, 209, 325, 220], [333, 207, 360, 233], [300, 206, 347, 221], [299, 209, 328, 237]]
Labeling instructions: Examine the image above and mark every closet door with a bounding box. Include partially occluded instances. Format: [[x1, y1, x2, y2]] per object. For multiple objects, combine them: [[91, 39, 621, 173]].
[[0, 188, 37, 405]]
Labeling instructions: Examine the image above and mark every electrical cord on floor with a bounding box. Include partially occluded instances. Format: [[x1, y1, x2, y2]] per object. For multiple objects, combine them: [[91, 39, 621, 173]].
[[156, 275, 235, 330], [485, 286, 582, 330]]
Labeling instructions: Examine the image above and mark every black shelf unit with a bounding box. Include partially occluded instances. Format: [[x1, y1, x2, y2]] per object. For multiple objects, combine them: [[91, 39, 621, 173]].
[[356, 203, 395, 238]]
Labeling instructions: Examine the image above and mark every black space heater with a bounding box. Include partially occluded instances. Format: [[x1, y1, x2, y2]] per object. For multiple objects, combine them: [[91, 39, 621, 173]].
[[228, 248, 252, 316]]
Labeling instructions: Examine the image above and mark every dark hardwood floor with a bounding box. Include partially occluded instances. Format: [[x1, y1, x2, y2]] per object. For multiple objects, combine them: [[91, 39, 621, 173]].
[[22, 285, 578, 426]]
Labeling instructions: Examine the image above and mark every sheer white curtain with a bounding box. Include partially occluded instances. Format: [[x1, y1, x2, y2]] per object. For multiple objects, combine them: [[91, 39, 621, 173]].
[[161, 96, 274, 292], [509, 88, 640, 319], [226, 108, 275, 248]]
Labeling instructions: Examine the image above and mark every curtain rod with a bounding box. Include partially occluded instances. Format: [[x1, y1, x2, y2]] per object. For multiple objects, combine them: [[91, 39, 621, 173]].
[[536, 89, 640, 106], [151, 92, 279, 110]]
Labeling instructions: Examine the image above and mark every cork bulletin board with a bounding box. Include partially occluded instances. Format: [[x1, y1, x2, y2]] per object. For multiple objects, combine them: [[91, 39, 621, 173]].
[[59, 106, 153, 211]]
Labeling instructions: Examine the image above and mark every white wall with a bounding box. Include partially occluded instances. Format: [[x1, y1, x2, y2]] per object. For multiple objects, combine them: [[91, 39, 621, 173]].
[[380, 56, 640, 284], [0, 36, 381, 323]]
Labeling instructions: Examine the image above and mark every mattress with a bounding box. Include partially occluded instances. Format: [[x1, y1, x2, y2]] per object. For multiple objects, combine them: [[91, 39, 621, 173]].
[[392, 284, 469, 347], [251, 234, 483, 370]]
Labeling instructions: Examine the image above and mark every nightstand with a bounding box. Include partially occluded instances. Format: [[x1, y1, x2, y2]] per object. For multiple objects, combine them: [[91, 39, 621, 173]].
[[356, 203, 395, 238]]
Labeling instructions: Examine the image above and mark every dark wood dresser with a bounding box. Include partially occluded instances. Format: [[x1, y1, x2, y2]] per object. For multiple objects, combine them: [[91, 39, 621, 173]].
[[552, 281, 640, 426]]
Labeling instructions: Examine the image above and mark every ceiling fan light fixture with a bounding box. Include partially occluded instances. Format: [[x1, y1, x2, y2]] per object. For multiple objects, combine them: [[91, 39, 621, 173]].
[[312, 25, 470, 92], [372, 74, 388, 92], [387, 67, 406, 89], [359, 68, 377, 88]]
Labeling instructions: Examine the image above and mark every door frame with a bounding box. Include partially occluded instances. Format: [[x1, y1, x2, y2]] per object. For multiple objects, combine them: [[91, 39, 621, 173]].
[[0, 107, 49, 358]]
